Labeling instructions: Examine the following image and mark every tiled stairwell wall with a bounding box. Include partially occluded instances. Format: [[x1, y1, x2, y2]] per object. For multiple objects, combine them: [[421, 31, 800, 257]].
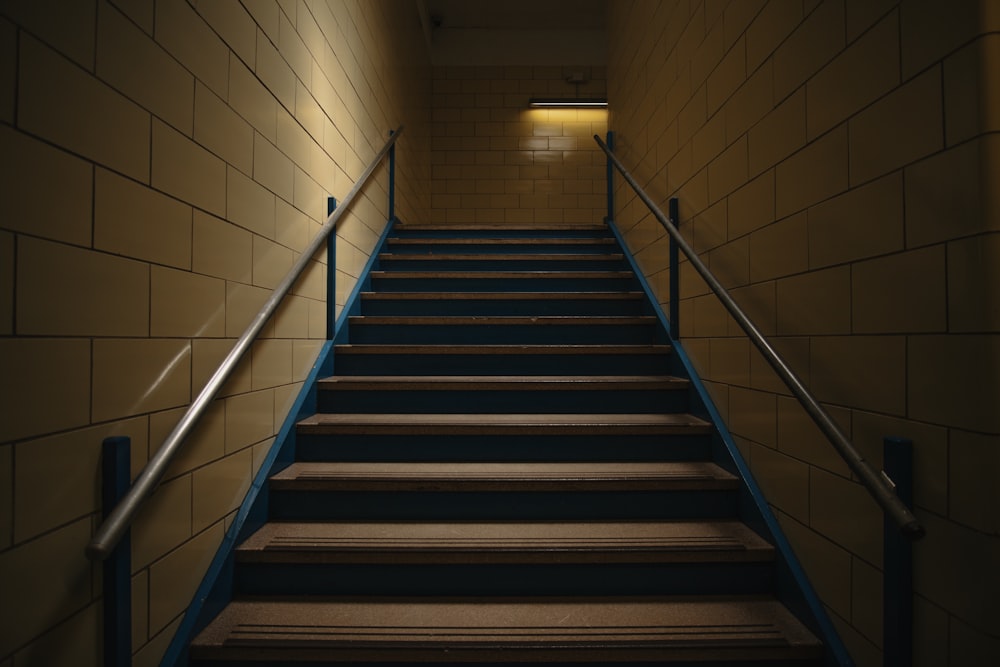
[[608, 1, 1000, 665], [430, 66, 608, 225], [0, 1, 429, 665]]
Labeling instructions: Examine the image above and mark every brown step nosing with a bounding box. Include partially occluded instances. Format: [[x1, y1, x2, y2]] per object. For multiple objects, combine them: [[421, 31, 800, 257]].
[[360, 291, 645, 300], [370, 270, 634, 279], [388, 238, 616, 246], [296, 412, 712, 436], [317, 375, 688, 391], [393, 224, 610, 231], [237, 520, 774, 564], [191, 597, 823, 661], [334, 344, 672, 355], [346, 315, 657, 326], [270, 461, 738, 492], [379, 253, 625, 261]]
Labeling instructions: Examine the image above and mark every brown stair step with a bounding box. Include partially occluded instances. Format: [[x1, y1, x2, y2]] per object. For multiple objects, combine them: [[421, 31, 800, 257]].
[[269, 461, 738, 492], [296, 413, 713, 436], [370, 270, 634, 279], [361, 291, 645, 300], [393, 223, 609, 231], [334, 343, 672, 355], [346, 315, 657, 326], [379, 253, 624, 261], [317, 375, 688, 391], [237, 520, 774, 564], [388, 237, 616, 246], [190, 596, 823, 662]]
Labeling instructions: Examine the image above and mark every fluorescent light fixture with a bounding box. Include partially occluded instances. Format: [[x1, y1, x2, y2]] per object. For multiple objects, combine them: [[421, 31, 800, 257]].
[[528, 97, 608, 108]]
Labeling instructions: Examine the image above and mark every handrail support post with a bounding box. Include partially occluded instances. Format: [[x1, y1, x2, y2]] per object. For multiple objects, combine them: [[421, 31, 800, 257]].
[[668, 197, 680, 341], [326, 197, 337, 340], [101, 436, 132, 667], [883, 436, 915, 667]]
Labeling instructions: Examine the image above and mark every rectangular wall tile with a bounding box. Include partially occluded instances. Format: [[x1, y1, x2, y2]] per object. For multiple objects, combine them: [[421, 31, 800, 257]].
[[225, 389, 274, 453], [0, 445, 11, 549], [0, 232, 12, 335], [808, 172, 904, 268], [776, 266, 851, 335], [148, 522, 223, 634], [13, 417, 147, 543], [810, 336, 906, 415], [852, 246, 947, 333], [948, 233, 1000, 332], [849, 67, 944, 186], [909, 335, 1000, 432], [155, 0, 229, 97], [192, 451, 253, 534], [0, 338, 91, 442], [17, 236, 150, 337], [775, 123, 848, 217], [92, 338, 191, 422], [95, 168, 193, 269], [19, 35, 150, 181], [253, 132, 295, 202], [195, 83, 254, 173], [0, 125, 93, 247], [905, 138, 989, 247], [192, 211, 253, 283], [97, 2, 194, 134], [749, 213, 808, 282], [228, 53, 278, 142], [152, 119, 227, 215], [750, 443, 809, 523], [0, 519, 93, 657], [151, 266, 226, 337]]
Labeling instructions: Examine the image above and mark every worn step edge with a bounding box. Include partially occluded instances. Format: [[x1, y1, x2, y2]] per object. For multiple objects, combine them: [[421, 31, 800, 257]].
[[296, 413, 712, 436], [371, 270, 634, 279], [379, 253, 625, 261], [269, 461, 737, 492], [387, 238, 616, 246], [346, 316, 657, 326], [190, 596, 823, 661], [394, 224, 610, 231], [361, 291, 645, 300], [317, 375, 688, 391], [237, 520, 774, 564], [334, 344, 672, 355]]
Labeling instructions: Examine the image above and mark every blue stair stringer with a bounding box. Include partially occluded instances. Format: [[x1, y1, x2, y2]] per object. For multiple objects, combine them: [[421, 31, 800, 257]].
[[162, 216, 852, 666]]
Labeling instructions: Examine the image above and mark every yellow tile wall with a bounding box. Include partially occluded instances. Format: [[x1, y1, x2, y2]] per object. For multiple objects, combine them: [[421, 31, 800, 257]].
[[0, 0, 430, 664], [430, 66, 607, 225], [609, 1, 1000, 664]]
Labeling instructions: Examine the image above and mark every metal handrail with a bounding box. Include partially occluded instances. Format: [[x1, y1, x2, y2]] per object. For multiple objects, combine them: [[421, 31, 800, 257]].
[[595, 134, 925, 540], [86, 126, 404, 560]]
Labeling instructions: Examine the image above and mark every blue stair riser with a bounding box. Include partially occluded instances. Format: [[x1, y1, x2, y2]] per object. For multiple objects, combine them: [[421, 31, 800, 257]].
[[332, 350, 673, 375], [360, 295, 649, 317], [346, 322, 661, 345], [267, 488, 735, 521], [378, 258, 629, 271], [369, 275, 639, 292], [316, 388, 689, 414], [234, 562, 773, 597], [294, 433, 713, 462]]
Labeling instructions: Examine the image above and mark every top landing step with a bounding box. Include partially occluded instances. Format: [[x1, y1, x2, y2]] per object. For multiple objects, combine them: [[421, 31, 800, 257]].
[[395, 224, 610, 231]]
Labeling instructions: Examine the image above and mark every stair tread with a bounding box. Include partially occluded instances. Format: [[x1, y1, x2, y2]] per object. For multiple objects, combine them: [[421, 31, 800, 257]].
[[271, 461, 738, 490], [394, 224, 609, 231], [334, 343, 671, 354], [318, 375, 687, 390], [238, 520, 774, 563], [380, 253, 624, 261], [371, 270, 634, 278], [388, 238, 616, 245], [191, 596, 822, 659], [297, 413, 712, 435], [347, 315, 656, 325], [360, 290, 645, 299]]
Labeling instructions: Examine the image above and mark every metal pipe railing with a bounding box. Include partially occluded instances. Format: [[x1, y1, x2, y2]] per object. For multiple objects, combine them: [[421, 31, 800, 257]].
[[86, 126, 404, 560], [595, 133, 924, 540]]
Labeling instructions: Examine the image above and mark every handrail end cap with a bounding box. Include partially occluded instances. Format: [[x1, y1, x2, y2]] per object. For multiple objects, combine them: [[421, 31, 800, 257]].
[[901, 520, 926, 541], [85, 541, 111, 562]]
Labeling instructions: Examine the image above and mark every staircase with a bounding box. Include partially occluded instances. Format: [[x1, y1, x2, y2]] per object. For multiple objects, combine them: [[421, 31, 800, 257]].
[[188, 223, 825, 665]]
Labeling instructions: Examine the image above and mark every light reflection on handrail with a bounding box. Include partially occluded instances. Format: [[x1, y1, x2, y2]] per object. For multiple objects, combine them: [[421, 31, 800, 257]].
[[86, 126, 404, 560], [594, 133, 924, 540]]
